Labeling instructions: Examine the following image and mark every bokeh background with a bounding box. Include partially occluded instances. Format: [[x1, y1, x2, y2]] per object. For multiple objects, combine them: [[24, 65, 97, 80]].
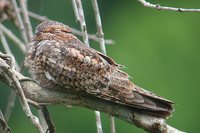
[[1, 0, 200, 132]]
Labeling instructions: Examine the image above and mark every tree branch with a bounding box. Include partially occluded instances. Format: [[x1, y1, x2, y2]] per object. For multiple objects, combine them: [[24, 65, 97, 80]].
[[0, 53, 44, 133], [72, 1, 103, 132], [94, 111, 103, 133], [91, 0, 113, 132], [0, 110, 11, 133], [91, 0, 106, 54], [11, 0, 28, 44], [0, 23, 26, 53], [138, 0, 200, 12], [19, 0, 33, 41], [0, 54, 185, 133], [73, 0, 90, 46], [0, 30, 19, 123], [40, 106, 56, 133], [109, 114, 115, 133]]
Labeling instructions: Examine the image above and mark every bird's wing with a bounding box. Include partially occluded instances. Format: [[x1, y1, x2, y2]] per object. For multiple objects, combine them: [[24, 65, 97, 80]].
[[38, 39, 173, 117]]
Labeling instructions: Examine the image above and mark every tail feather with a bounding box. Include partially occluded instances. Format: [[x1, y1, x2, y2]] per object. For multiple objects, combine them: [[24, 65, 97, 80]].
[[109, 71, 174, 118]]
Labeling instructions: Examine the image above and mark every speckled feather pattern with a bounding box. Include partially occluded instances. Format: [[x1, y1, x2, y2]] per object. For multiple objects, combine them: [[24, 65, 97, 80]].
[[25, 20, 174, 117]]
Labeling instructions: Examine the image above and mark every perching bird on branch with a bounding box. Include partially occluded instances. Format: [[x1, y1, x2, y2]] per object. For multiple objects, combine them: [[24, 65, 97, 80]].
[[25, 20, 174, 118]]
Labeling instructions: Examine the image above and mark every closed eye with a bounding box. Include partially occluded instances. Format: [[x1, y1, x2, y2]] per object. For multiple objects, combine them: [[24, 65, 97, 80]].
[[61, 29, 72, 33]]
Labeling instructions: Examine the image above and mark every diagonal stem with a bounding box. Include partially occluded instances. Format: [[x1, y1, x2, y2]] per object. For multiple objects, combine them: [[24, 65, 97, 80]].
[[0, 23, 26, 53], [91, 0, 115, 132], [19, 0, 33, 42], [72, 1, 103, 132], [11, 0, 28, 44], [0, 53, 45, 133], [73, 0, 90, 46]]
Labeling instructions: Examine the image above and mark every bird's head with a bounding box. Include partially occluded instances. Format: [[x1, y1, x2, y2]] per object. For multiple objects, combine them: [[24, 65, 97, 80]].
[[35, 20, 72, 34], [34, 20, 73, 41]]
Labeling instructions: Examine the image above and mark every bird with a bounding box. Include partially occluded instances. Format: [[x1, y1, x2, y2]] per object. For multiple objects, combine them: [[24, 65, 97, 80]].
[[25, 20, 174, 118]]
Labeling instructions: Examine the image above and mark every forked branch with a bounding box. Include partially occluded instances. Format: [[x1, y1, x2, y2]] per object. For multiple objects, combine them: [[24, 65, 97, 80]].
[[138, 0, 200, 12]]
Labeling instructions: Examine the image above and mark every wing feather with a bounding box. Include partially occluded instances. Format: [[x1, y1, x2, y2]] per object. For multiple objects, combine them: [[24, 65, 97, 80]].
[[36, 38, 173, 117]]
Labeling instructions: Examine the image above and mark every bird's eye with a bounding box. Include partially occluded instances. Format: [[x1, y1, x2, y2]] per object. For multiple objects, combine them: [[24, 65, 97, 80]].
[[54, 29, 61, 33], [61, 29, 72, 33]]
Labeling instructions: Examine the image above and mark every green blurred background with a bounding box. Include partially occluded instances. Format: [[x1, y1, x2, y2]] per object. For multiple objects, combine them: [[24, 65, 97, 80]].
[[1, 0, 200, 132]]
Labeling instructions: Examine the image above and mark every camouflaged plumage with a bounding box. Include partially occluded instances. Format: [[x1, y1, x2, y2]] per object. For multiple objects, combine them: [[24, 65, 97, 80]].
[[25, 20, 174, 118]]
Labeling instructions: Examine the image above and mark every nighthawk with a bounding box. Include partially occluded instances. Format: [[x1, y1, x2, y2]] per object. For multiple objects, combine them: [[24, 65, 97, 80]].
[[25, 20, 174, 118]]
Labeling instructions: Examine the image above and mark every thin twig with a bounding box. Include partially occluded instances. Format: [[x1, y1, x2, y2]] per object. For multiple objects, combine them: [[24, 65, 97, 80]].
[[1, 2, 27, 124], [72, 1, 104, 132], [91, 1, 112, 132], [0, 53, 15, 70], [138, 0, 200, 12], [4, 90, 16, 122], [0, 31, 20, 70], [27, 11, 48, 21], [71, 28, 114, 45], [0, 110, 11, 133], [71, 0, 80, 22], [0, 32, 12, 58], [0, 32, 17, 124], [94, 111, 103, 133], [0, 53, 44, 133], [73, 0, 89, 46], [109, 115, 115, 133], [11, 0, 28, 44], [0, 31, 23, 123], [0, 23, 26, 53], [41, 106, 56, 133], [38, 109, 48, 132], [27, 99, 52, 108], [91, 0, 106, 54], [19, 0, 33, 41]]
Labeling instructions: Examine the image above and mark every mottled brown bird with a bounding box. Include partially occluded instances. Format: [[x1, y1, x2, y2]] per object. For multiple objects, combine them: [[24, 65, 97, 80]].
[[25, 20, 174, 118]]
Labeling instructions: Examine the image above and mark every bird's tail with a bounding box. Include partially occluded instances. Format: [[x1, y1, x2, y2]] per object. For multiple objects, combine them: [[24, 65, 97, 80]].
[[130, 86, 174, 118], [109, 70, 174, 118]]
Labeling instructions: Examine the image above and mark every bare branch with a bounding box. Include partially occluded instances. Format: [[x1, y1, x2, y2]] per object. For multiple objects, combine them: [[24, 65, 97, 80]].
[[0, 57, 185, 133], [27, 99, 53, 108], [19, 0, 33, 41], [0, 110, 11, 133], [0, 53, 44, 133], [23, 80, 185, 133], [73, 1, 106, 132], [0, 32, 17, 123], [0, 23, 26, 53], [41, 106, 56, 133], [138, 0, 200, 12], [10, 0, 28, 44], [0, 32, 12, 58], [37, 109, 48, 132], [72, 1, 105, 132], [109, 115, 115, 133], [0, 31, 20, 70], [71, 0, 80, 22], [91, 0, 106, 54], [4, 90, 16, 122], [73, 0, 89, 46], [71, 28, 114, 45], [27, 11, 48, 21], [94, 111, 103, 133], [0, 31, 23, 124], [91, 1, 116, 132]]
